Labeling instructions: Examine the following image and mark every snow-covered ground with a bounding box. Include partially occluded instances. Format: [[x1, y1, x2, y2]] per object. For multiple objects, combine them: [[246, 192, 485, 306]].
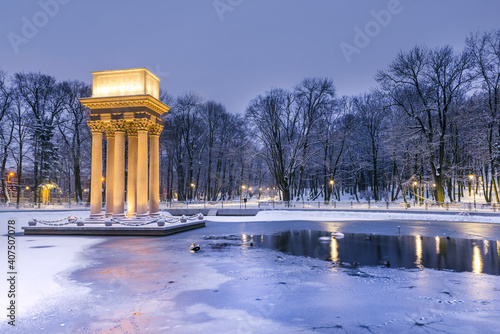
[[209, 209, 500, 224], [1, 210, 499, 333], [0, 212, 104, 328]]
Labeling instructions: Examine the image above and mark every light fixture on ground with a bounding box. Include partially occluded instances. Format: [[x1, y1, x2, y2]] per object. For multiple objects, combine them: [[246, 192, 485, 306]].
[[80, 68, 170, 222]]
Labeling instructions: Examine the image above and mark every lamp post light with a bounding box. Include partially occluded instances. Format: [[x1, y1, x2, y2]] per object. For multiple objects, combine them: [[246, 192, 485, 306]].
[[329, 180, 334, 203], [413, 181, 418, 204], [190, 182, 195, 201], [6, 172, 15, 199]]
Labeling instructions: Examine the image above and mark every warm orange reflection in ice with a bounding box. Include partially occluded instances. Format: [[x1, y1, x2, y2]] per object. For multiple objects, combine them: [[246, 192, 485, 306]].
[[484, 240, 489, 255], [330, 237, 338, 263], [473, 244, 483, 274], [415, 236, 423, 268], [435, 236, 440, 254]]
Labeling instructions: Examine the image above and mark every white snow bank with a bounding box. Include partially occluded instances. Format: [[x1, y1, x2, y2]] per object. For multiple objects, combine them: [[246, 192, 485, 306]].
[[206, 210, 500, 224], [0, 211, 104, 317]]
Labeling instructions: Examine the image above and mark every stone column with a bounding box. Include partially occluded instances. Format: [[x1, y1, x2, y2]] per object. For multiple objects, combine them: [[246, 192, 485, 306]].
[[126, 122, 138, 217], [149, 124, 162, 217], [105, 126, 115, 217], [113, 121, 126, 218], [136, 120, 150, 218], [88, 121, 105, 218]]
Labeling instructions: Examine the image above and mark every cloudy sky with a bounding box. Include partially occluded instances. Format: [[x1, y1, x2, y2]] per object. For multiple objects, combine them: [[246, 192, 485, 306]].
[[1, 0, 499, 113]]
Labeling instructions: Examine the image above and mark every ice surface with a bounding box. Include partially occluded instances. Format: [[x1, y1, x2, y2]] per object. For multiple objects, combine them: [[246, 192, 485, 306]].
[[0, 211, 499, 333]]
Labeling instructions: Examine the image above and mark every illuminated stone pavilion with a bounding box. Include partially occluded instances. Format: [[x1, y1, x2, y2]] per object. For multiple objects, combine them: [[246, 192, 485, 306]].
[[80, 68, 170, 221]]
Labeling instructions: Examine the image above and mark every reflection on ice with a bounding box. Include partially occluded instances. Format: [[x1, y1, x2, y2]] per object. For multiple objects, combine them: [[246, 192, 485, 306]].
[[415, 236, 423, 268], [251, 230, 500, 275], [473, 244, 483, 274], [330, 237, 338, 263]]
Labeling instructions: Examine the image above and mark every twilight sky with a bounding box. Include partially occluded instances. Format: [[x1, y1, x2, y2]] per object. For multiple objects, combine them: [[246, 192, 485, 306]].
[[1, 0, 499, 113]]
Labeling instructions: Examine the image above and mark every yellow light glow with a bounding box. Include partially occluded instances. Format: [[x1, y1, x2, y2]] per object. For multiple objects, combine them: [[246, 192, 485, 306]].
[[472, 244, 483, 274], [469, 174, 474, 180], [190, 183, 195, 188], [9, 172, 15, 177], [25, 186, 30, 190], [435, 236, 440, 254], [241, 185, 246, 189], [329, 180, 334, 185], [415, 236, 423, 268], [413, 181, 418, 186], [101, 177, 105, 182]]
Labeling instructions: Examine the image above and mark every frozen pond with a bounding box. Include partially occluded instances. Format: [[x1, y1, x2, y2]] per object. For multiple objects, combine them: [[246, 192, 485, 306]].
[[252, 230, 500, 275], [5, 218, 500, 333]]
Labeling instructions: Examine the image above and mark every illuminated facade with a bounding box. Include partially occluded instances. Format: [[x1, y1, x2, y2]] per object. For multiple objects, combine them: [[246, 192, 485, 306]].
[[80, 68, 170, 220]]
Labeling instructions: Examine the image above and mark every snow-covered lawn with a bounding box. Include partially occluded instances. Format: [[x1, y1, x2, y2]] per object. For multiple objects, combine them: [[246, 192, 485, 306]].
[[208, 209, 500, 224], [1, 210, 499, 333]]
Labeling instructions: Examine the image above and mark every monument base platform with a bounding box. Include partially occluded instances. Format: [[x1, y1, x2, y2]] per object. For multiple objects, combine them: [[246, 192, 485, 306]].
[[22, 220, 205, 236]]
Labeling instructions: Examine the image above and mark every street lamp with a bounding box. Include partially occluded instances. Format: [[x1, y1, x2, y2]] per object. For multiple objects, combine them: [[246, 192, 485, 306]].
[[413, 181, 418, 203], [329, 180, 334, 202], [190, 183, 195, 200], [7, 172, 15, 183]]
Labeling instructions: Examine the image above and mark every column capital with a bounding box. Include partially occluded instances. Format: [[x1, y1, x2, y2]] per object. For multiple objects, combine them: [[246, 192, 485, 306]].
[[136, 119, 153, 132], [111, 120, 127, 132], [149, 123, 163, 136], [125, 121, 138, 136], [105, 123, 115, 137], [87, 120, 107, 133]]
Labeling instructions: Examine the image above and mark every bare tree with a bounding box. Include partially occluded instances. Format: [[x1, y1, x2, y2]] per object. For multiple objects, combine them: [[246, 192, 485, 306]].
[[57, 80, 92, 203], [466, 30, 500, 202], [13, 72, 65, 203], [247, 88, 303, 202], [352, 91, 388, 201], [294, 78, 336, 199], [376, 45, 472, 203]]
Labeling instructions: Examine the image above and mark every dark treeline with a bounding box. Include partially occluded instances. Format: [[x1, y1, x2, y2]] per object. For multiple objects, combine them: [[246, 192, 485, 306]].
[[0, 30, 499, 204]]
